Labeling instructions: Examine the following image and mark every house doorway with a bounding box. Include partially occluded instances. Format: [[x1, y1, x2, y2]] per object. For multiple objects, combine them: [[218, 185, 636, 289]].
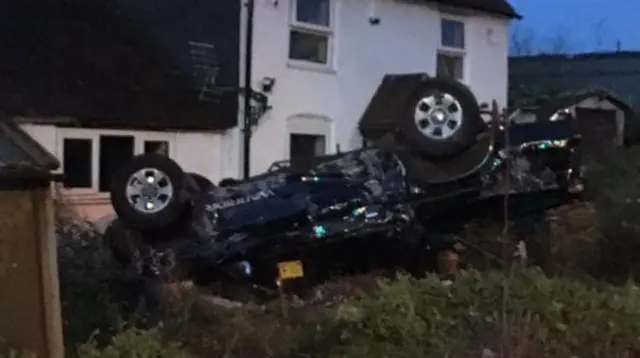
[[289, 134, 326, 169]]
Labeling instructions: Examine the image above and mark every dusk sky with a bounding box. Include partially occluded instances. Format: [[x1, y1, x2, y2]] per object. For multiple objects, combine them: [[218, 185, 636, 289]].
[[508, 0, 640, 54]]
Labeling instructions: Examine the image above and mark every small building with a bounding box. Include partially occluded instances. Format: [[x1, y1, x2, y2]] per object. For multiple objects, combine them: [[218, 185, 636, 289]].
[[509, 51, 640, 146], [508, 87, 636, 160]]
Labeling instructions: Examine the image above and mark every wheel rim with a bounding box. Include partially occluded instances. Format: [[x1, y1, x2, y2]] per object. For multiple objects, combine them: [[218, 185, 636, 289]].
[[414, 92, 463, 140], [125, 168, 174, 214]]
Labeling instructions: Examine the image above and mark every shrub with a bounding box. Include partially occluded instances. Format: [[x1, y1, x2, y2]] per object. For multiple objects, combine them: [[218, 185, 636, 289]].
[[588, 146, 640, 282], [55, 200, 161, 352], [57, 219, 122, 349], [76, 327, 191, 358], [291, 268, 640, 358]]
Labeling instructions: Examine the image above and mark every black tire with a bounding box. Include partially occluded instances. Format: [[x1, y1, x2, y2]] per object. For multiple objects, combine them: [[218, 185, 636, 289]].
[[186, 172, 216, 191], [110, 153, 189, 231], [400, 77, 484, 158]]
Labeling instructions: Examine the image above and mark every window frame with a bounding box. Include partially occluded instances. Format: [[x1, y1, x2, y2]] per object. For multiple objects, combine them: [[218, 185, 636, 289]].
[[288, 0, 335, 70], [61, 136, 95, 193], [57, 128, 176, 195], [437, 15, 467, 82], [436, 51, 465, 81]]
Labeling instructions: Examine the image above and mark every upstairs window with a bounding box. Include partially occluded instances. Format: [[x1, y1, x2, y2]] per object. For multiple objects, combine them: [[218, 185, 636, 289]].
[[289, 0, 334, 67], [437, 18, 466, 81], [436, 53, 464, 80], [440, 18, 465, 49]]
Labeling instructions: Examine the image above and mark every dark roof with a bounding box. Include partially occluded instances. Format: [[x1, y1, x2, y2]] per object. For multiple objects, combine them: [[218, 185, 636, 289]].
[[0, 0, 240, 131], [0, 116, 59, 170], [509, 51, 640, 110], [432, 0, 520, 19]]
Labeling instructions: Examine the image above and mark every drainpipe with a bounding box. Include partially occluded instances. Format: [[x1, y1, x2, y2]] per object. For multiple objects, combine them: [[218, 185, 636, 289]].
[[242, 0, 254, 179]]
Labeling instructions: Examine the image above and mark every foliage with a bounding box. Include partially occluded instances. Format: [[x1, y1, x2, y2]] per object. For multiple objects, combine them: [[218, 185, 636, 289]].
[[587, 146, 640, 282], [76, 327, 191, 358], [291, 269, 640, 358], [55, 200, 162, 354], [60, 267, 640, 358]]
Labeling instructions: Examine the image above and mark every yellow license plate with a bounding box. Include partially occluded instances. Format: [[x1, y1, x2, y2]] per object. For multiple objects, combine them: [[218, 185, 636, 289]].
[[277, 260, 304, 280]]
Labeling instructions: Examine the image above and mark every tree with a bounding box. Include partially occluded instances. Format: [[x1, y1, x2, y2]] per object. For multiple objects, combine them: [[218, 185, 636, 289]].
[[509, 24, 574, 56], [510, 19, 609, 56]]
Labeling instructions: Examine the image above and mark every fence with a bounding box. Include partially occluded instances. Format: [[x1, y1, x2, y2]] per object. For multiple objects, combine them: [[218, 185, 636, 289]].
[[0, 166, 63, 357]]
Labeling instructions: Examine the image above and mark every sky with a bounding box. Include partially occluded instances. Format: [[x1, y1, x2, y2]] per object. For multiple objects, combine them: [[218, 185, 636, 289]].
[[508, 0, 640, 54]]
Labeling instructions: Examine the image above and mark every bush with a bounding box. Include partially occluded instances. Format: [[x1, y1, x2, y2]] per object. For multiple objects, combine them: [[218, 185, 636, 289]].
[[76, 327, 191, 358], [64, 268, 640, 358], [291, 268, 640, 358], [55, 200, 162, 353], [57, 219, 122, 349]]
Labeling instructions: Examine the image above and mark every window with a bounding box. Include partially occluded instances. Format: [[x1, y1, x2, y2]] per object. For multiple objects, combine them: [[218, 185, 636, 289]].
[[441, 19, 464, 49], [437, 17, 466, 81], [98, 135, 134, 192], [289, 32, 329, 64], [62, 139, 92, 188], [290, 134, 325, 169], [289, 0, 333, 66], [295, 0, 330, 26], [437, 53, 463, 79], [144, 140, 170, 156], [59, 129, 175, 193]]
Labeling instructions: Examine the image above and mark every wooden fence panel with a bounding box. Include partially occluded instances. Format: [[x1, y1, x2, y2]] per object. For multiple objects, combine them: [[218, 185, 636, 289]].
[[0, 183, 63, 357]]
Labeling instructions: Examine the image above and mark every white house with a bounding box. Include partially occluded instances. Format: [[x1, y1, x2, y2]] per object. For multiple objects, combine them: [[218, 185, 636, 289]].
[[245, 0, 517, 177], [4, 0, 518, 220]]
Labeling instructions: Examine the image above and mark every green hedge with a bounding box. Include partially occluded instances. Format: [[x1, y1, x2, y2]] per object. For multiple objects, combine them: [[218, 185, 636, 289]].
[[291, 269, 640, 358], [76, 269, 640, 358]]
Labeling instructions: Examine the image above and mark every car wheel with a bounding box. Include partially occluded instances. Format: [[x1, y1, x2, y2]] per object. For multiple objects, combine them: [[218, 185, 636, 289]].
[[400, 77, 484, 158], [110, 153, 189, 231]]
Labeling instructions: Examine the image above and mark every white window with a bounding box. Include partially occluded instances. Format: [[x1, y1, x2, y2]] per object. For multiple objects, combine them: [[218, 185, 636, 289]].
[[289, 0, 334, 68], [437, 17, 465, 81], [58, 128, 175, 194]]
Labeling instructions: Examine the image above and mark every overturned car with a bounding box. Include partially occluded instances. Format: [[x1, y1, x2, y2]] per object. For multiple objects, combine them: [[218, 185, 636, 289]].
[[106, 76, 583, 293]]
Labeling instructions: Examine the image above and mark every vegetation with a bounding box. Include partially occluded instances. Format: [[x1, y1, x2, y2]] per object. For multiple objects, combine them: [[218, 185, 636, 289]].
[[50, 146, 640, 357]]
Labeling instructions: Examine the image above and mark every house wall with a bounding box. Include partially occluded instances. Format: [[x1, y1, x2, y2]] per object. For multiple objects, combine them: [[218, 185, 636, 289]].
[[237, 0, 510, 176], [19, 122, 225, 220]]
